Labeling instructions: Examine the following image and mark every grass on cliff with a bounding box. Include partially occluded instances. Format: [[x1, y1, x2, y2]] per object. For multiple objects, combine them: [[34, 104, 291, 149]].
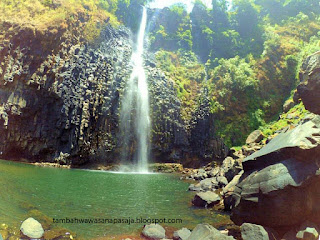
[[259, 101, 309, 142], [155, 50, 205, 122], [0, 0, 120, 42]]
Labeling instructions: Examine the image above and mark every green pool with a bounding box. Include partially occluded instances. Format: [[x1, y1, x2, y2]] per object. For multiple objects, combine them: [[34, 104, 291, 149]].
[[0, 159, 228, 239]]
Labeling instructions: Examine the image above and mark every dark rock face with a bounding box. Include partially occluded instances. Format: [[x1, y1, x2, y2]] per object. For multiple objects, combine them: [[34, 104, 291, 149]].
[[297, 51, 320, 115], [231, 116, 320, 228], [0, 27, 132, 164], [0, 25, 228, 165], [188, 91, 229, 163]]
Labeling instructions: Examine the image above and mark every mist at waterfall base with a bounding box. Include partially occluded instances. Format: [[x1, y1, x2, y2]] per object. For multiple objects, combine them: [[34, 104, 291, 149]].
[[119, 7, 151, 173]]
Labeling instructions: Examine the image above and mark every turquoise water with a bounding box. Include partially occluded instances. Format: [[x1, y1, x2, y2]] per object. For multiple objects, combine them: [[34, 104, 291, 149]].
[[0, 159, 228, 239]]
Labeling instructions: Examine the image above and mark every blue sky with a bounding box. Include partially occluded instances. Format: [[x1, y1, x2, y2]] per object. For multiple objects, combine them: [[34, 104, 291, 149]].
[[148, 0, 232, 12]]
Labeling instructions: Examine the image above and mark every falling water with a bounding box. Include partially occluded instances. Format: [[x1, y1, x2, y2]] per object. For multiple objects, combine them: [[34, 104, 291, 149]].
[[120, 7, 150, 173]]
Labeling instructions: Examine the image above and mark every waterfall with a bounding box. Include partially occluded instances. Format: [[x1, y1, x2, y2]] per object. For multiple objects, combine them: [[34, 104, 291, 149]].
[[120, 7, 150, 173]]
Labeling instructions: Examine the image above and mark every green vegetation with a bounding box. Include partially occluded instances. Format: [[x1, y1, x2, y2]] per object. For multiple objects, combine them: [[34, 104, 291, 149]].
[[155, 50, 205, 121], [149, 3, 192, 51], [259, 102, 309, 143], [151, 0, 320, 146], [0, 0, 121, 42]]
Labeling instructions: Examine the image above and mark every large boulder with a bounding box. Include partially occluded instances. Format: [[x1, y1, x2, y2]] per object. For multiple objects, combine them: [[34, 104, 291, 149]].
[[297, 51, 320, 114], [240, 223, 279, 240], [231, 116, 320, 228], [192, 191, 221, 208], [142, 224, 166, 239], [232, 157, 320, 227], [242, 115, 320, 172], [187, 224, 235, 240], [20, 217, 44, 239]]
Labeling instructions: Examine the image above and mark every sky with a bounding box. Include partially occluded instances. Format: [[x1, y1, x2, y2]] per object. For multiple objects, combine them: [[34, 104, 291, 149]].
[[148, 0, 214, 12]]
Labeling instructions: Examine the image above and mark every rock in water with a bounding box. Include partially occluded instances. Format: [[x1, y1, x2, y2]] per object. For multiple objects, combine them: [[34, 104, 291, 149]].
[[192, 191, 221, 207], [240, 223, 278, 240], [187, 224, 235, 240], [173, 227, 191, 240], [297, 51, 320, 114], [142, 224, 166, 239], [20, 217, 44, 239]]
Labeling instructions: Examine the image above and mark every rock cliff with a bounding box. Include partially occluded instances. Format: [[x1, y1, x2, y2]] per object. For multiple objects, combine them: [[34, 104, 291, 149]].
[[0, 23, 228, 166]]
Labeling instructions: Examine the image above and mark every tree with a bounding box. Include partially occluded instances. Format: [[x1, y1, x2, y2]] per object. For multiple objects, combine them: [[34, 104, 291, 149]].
[[211, 0, 230, 30], [190, 0, 212, 61], [231, 0, 264, 57]]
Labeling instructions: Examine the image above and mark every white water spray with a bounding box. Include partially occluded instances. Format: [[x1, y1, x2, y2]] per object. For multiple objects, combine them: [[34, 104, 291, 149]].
[[120, 7, 150, 173]]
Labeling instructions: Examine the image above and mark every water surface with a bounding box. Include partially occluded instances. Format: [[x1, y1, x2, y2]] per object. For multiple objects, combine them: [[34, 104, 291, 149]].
[[0, 159, 228, 239]]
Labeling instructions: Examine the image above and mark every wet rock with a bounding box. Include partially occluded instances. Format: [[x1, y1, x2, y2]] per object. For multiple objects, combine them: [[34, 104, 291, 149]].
[[192, 191, 221, 208], [20, 217, 44, 239], [188, 183, 202, 191], [173, 227, 191, 240], [187, 224, 235, 240], [246, 130, 264, 144], [142, 224, 166, 239], [240, 223, 279, 240], [297, 51, 320, 114]]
